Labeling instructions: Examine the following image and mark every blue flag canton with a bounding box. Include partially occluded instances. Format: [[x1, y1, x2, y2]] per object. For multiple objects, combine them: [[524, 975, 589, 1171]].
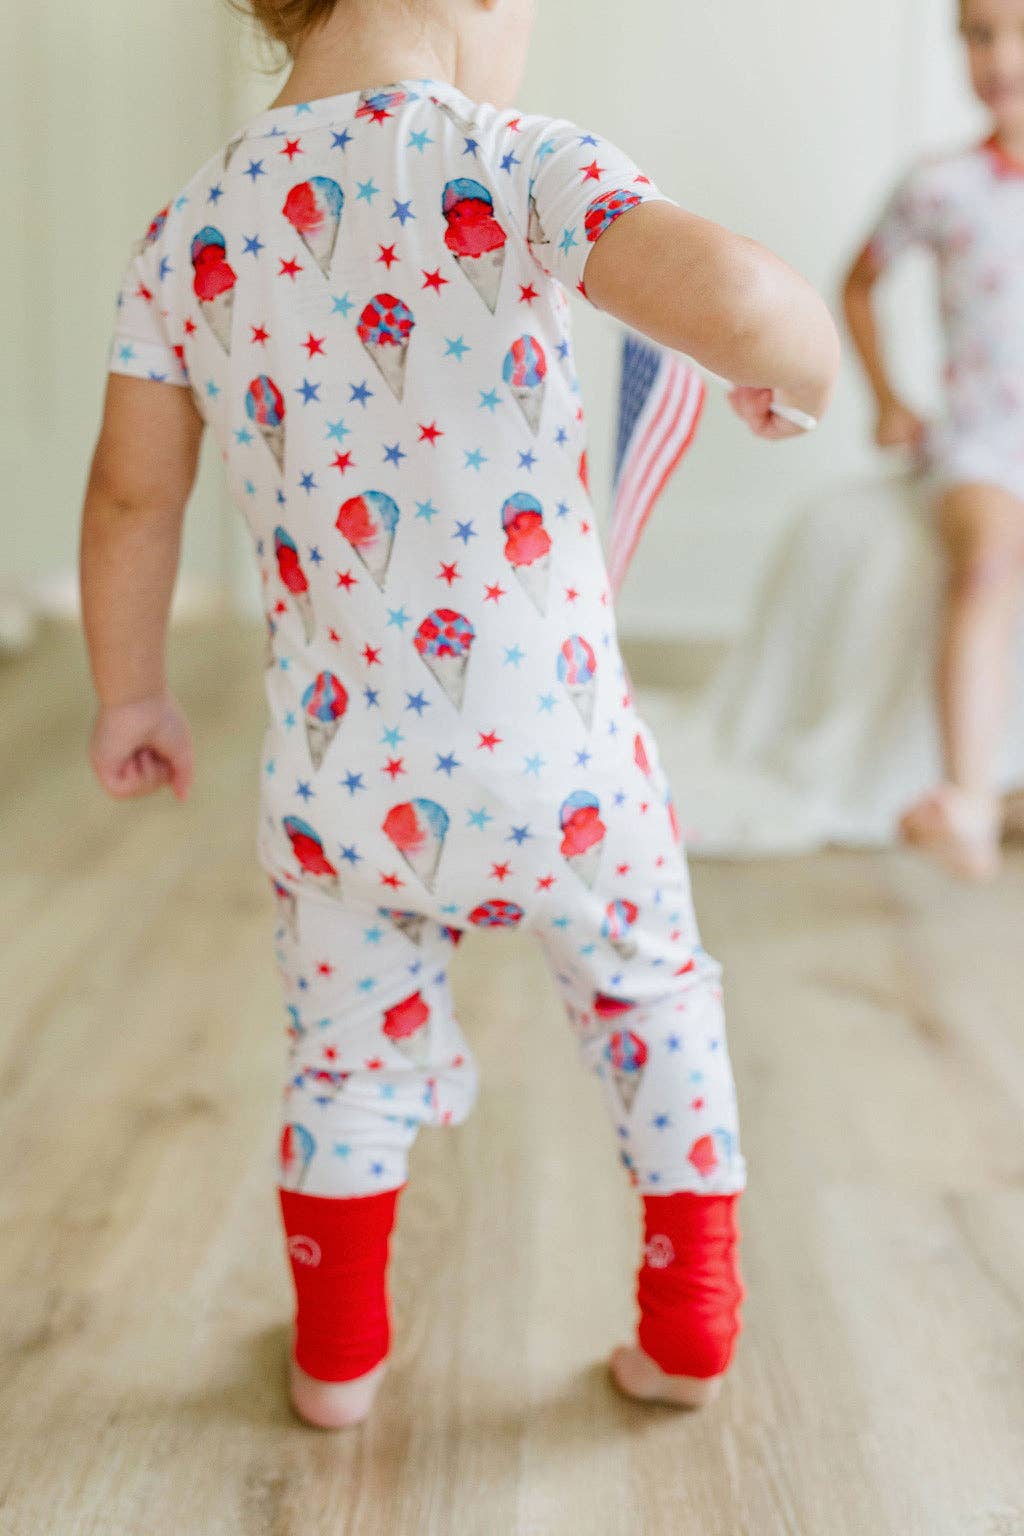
[[614, 334, 662, 486]]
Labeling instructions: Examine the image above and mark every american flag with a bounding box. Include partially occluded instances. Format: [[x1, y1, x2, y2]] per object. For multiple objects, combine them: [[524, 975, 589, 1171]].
[[608, 333, 706, 597]]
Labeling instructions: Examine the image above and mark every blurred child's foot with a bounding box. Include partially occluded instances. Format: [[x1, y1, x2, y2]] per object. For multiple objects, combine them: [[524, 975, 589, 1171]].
[[899, 784, 1001, 882], [609, 1344, 723, 1409], [288, 1346, 386, 1429]]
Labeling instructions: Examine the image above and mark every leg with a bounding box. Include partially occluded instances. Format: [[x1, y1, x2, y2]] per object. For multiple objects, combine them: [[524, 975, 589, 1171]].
[[537, 785, 745, 1408], [270, 887, 476, 1426], [902, 481, 1024, 879]]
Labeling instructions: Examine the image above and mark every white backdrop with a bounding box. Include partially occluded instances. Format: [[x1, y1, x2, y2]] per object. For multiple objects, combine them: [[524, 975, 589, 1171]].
[[1, 0, 983, 635]]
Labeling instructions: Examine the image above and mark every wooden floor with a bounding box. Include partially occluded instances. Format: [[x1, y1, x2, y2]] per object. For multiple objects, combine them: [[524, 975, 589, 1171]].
[[3, 622, 1024, 1536]]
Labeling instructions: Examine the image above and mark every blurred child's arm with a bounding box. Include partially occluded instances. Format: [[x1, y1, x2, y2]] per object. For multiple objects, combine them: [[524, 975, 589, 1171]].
[[843, 244, 926, 451], [80, 374, 204, 800], [584, 203, 840, 439]]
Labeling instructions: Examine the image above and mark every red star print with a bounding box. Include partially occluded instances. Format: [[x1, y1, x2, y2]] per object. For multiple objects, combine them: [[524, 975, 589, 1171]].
[[477, 730, 502, 752], [336, 570, 357, 591], [328, 628, 341, 644], [565, 587, 579, 603], [418, 421, 443, 445], [577, 280, 588, 299], [635, 173, 651, 185], [322, 1045, 338, 1060], [377, 244, 399, 269], [675, 956, 696, 976], [581, 159, 605, 181], [280, 137, 303, 160], [579, 520, 591, 536], [438, 562, 460, 585], [279, 256, 303, 280], [136, 282, 154, 303], [303, 332, 326, 357], [365, 1057, 385, 1070], [422, 268, 449, 293], [251, 324, 270, 345], [519, 283, 539, 304], [331, 451, 355, 474], [616, 863, 631, 876], [362, 643, 382, 666], [483, 582, 506, 604], [490, 861, 512, 882], [183, 318, 197, 336], [274, 600, 288, 614], [380, 872, 404, 890], [640, 801, 650, 815], [508, 116, 522, 133], [383, 757, 406, 780], [655, 854, 666, 868], [691, 1097, 705, 1112], [317, 962, 334, 976], [536, 874, 557, 891]]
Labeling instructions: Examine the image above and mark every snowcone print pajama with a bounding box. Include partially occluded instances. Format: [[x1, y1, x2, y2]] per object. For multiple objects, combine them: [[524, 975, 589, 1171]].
[[110, 78, 746, 1381]]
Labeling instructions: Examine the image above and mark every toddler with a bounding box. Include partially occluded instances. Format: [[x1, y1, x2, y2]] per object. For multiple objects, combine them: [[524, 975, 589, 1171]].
[[81, 0, 839, 1428], [845, 0, 1024, 880]]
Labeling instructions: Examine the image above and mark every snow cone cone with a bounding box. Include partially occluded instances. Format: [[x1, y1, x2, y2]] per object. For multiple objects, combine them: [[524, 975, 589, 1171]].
[[302, 671, 348, 770], [414, 609, 476, 709], [357, 294, 415, 401], [559, 791, 606, 889], [558, 635, 598, 731], [246, 376, 286, 473], [383, 799, 450, 892], [442, 178, 508, 313], [503, 335, 547, 435], [283, 177, 344, 278], [191, 226, 237, 353], [382, 991, 432, 1067], [602, 899, 639, 961], [336, 491, 401, 590], [501, 493, 552, 615], [606, 1030, 649, 1117], [381, 908, 430, 947]]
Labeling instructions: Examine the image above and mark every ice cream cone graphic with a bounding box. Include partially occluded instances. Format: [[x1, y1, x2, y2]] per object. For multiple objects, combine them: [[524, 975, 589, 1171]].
[[356, 85, 416, 124], [271, 878, 299, 942], [605, 1030, 649, 1117], [503, 335, 547, 434], [246, 375, 286, 473], [280, 1122, 316, 1190], [284, 815, 340, 895], [302, 671, 348, 770], [557, 635, 598, 730], [223, 134, 244, 171], [559, 791, 607, 888], [191, 226, 237, 353], [336, 491, 401, 590], [527, 193, 550, 253], [602, 899, 640, 960], [140, 204, 170, 251], [383, 799, 450, 892], [442, 178, 508, 313], [380, 908, 430, 946], [414, 608, 476, 708], [382, 991, 432, 1067], [357, 293, 415, 401], [283, 177, 344, 278], [501, 493, 552, 615], [274, 527, 315, 643], [688, 1129, 734, 1179]]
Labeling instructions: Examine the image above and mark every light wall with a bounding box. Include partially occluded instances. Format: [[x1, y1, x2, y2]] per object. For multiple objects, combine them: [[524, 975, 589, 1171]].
[[3, 0, 982, 634]]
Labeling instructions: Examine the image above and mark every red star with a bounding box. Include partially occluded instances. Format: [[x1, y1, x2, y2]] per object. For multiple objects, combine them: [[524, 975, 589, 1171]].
[[477, 730, 502, 752], [251, 324, 270, 345], [362, 644, 382, 666], [323, 1044, 338, 1060], [383, 757, 406, 780], [536, 874, 557, 891], [317, 961, 334, 976], [581, 159, 605, 181], [691, 1097, 705, 1112], [422, 268, 449, 293], [136, 282, 154, 303], [280, 137, 303, 160], [331, 451, 355, 474], [507, 116, 522, 133], [483, 581, 506, 604], [279, 256, 303, 280], [303, 332, 326, 357], [565, 587, 579, 603], [577, 280, 588, 299], [579, 520, 591, 536], [600, 590, 610, 607], [183, 317, 197, 336], [274, 600, 288, 614], [418, 421, 443, 445], [328, 628, 341, 644], [380, 871, 404, 890], [438, 562, 460, 586], [490, 861, 512, 882], [336, 569, 358, 591], [616, 862, 631, 876], [675, 956, 696, 976], [365, 1057, 385, 1070], [635, 173, 652, 185], [518, 283, 539, 304], [640, 801, 650, 815], [377, 243, 399, 269]]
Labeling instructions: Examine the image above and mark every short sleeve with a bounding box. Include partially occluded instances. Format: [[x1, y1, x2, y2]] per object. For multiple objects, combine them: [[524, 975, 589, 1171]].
[[517, 120, 672, 295], [109, 210, 189, 386], [865, 165, 943, 270]]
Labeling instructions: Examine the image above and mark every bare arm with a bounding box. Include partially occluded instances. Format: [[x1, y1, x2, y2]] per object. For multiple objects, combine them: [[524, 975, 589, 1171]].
[[584, 202, 841, 432], [843, 244, 925, 450], [80, 374, 204, 798]]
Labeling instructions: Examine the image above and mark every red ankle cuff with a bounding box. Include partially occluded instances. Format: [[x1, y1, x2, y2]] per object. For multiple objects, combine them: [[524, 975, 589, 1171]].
[[637, 1192, 744, 1379], [278, 1185, 402, 1383]]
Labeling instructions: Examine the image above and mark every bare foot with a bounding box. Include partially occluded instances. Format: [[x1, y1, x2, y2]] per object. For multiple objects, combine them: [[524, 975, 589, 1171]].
[[609, 1344, 723, 1409], [288, 1349, 387, 1430], [899, 785, 1001, 883]]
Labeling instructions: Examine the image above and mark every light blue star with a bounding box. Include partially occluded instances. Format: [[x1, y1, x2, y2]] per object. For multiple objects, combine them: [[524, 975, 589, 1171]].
[[415, 498, 440, 522], [559, 226, 579, 254], [524, 754, 546, 776], [381, 724, 404, 749], [575, 749, 593, 768], [386, 607, 410, 630], [234, 427, 254, 445], [334, 1143, 352, 1158], [536, 138, 557, 161], [408, 129, 433, 152], [478, 388, 501, 412], [464, 448, 487, 472], [468, 807, 494, 830], [331, 292, 354, 317], [391, 198, 415, 225], [356, 177, 380, 203], [444, 335, 470, 360], [326, 418, 350, 442], [205, 380, 220, 399], [537, 693, 557, 713], [364, 926, 384, 944], [504, 645, 525, 667], [357, 977, 376, 994], [174, 194, 189, 211]]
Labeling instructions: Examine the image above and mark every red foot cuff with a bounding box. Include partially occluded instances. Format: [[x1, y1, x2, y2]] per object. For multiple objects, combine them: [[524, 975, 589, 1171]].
[[637, 1192, 744, 1379]]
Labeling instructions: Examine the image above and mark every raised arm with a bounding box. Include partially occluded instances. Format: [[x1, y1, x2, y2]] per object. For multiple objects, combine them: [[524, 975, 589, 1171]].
[[584, 202, 841, 438], [80, 374, 204, 800]]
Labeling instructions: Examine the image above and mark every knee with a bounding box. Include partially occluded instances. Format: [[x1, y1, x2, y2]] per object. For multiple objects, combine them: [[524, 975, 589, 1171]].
[[947, 527, 1024, 598]]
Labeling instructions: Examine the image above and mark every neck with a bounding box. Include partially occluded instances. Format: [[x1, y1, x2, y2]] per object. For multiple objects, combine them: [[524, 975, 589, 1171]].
[[270, 2, 460, 109], [992, 120, 1024, 164]]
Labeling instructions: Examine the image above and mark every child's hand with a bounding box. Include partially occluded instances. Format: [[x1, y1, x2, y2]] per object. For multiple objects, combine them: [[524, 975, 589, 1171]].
[[875, 398, 927, 452], [90, 693, 195, 803], [727, 387, 821, 441]]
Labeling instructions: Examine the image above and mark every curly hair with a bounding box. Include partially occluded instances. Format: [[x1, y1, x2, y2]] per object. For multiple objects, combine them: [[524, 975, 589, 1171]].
[[231, 0, 339, 54]]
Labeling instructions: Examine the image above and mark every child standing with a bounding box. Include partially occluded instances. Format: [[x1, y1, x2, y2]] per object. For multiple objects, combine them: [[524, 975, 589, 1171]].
[[845, 0, 1024, 881], [82, 0, 839, 1428]]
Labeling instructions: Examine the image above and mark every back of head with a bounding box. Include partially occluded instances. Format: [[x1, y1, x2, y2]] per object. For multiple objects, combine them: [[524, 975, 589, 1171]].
[[232, 0, 339, 54]]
